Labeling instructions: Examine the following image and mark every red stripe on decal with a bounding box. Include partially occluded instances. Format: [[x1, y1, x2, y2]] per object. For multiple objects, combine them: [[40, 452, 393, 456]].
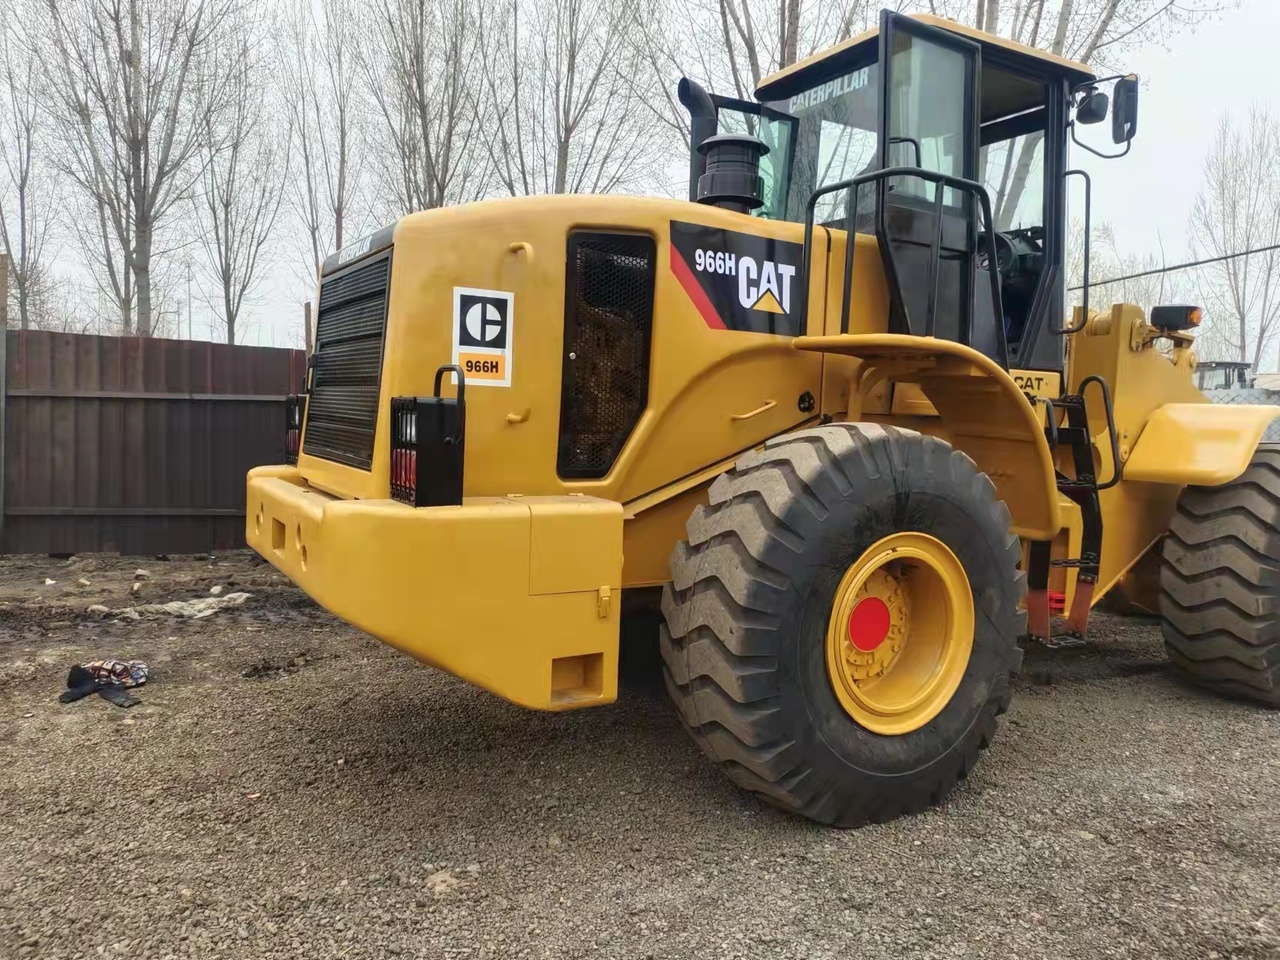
[[670, 247, 726, 329]]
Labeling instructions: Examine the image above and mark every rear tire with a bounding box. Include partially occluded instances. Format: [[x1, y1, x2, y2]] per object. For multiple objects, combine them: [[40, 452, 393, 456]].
[[659, 424, 1024, 827], [1160, 444, 1280, 705]]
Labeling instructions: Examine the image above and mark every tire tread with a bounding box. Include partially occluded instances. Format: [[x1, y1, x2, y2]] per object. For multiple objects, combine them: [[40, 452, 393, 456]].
[[1160, 446, 1280, 706], [661, 423, 1023, 826]]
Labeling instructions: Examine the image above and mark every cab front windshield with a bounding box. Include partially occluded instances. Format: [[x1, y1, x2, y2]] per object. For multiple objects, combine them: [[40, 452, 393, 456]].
[[744, 56, 1047, 243]]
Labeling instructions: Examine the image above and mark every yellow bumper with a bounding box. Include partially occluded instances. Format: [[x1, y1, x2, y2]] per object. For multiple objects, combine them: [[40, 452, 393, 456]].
[[246, 466, 623, 710]]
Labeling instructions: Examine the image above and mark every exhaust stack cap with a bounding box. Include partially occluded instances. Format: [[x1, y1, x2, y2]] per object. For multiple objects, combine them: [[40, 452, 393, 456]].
[[696, 134, 769, 214]]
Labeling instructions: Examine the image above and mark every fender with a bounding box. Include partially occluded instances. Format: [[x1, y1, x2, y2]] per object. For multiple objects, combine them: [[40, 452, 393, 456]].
[[1125, 402, 1280, 485], [794, 334, 1060, 539]]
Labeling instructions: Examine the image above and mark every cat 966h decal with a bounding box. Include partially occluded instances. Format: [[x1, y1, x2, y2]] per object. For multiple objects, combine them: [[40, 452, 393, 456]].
[[669, 221, 805, 336]]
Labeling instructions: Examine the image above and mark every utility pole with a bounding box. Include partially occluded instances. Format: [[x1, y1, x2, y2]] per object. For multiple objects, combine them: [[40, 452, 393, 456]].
[[0, 254, 8, 549], [186, 260, 193, 340]]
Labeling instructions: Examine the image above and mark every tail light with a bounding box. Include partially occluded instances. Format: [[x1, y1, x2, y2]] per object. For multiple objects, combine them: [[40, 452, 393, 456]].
[[390, 365, 466, 507], [285, 394, 303, 465]]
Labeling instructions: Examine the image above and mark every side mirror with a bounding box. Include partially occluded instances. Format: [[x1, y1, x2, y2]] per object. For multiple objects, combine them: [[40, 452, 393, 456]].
[[1076, 88, 1108, 125], [1112, 75, 1139, 144]]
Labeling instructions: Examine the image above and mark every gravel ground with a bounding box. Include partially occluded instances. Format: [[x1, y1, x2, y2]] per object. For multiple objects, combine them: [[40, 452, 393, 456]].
[[1, 552, 1278, 960]]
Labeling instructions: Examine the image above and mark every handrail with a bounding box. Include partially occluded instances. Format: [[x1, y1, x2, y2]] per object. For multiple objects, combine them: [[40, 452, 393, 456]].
[[1078, 374, 1121, 490], [1059, 169, 1091, 334], [799, 165, 1007, 368]]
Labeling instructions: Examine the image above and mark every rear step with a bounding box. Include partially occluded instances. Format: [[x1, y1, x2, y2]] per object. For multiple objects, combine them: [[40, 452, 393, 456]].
[[1025, 377, 1120, 649]]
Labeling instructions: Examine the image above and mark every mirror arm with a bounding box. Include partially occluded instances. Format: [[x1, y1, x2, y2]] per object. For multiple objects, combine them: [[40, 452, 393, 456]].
[[1069, 120, 1132, 160], [1072, 73, 1128, 96]]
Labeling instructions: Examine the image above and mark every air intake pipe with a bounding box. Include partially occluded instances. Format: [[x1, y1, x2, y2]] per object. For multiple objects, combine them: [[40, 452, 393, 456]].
[[678, 78, 717, 203]]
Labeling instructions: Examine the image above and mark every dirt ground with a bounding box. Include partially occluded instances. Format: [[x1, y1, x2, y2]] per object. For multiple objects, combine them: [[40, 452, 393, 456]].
[[1, 552, 1278, 960]]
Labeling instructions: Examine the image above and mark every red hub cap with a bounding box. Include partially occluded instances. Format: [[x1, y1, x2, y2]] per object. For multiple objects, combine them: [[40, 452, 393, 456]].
[[847, 597, 891, 652]]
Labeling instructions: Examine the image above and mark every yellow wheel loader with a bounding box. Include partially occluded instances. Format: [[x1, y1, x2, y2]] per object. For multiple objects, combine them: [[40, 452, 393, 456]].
[[249, 10, 1280, 826]]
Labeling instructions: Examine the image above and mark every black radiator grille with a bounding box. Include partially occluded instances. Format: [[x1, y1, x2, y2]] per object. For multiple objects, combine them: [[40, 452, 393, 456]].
[[303, 251, 391, 469], [557, 232, 656, 479]]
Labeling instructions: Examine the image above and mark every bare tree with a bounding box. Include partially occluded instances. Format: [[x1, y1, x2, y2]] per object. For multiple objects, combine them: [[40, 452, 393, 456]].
[[279, 0, 368, 285], [0, 14, 56, 329], [638, 0, 1213, 208], [625, 0, 696, 154], [695, 0, 878, 102], [360, 0, 492, 213], [40, 0, 239, 336], [479, 0, 663, 196], [958, 0, 1221, 222], [623, 0, 879, 195], [1080, 223, 1186, 314], [927, 0, 1221, 68], [678, 0, 1171, 110], [45, 124, 139, 335], [195, 25, 288, 345], [1189, 108, 1280, 372]]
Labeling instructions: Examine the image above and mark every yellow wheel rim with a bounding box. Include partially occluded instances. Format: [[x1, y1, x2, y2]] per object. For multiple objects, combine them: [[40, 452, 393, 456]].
[[825, 532, 974, 736]]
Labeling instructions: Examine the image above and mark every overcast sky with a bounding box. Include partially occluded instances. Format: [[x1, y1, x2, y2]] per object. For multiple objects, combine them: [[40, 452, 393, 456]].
[[1073, 0, 1276, 266], [243, 0, 1273, 350]]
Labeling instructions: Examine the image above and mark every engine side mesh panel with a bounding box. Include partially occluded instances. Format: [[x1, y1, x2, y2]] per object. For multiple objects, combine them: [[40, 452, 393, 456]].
[[557, 233, 656, 479]]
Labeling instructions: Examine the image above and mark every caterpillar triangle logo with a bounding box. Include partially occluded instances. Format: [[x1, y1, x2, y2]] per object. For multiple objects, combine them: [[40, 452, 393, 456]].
[[737, 256, 795, 315], [752, 290, 785, 314]]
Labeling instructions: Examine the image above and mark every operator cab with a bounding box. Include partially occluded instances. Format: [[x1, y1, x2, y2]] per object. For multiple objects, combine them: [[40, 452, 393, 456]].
[[682, 11, 1136, 373]]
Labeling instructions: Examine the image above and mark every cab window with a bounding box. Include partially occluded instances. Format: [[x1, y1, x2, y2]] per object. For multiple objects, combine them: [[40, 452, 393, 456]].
[[883, 27, 971, 205], [762, 62, 878, 223], [713, 102, 797, 222], [977, 69, 1049, 348]]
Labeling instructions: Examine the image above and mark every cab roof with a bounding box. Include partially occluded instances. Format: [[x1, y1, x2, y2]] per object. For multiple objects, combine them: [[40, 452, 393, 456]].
[[755, 13, 1096, 102]]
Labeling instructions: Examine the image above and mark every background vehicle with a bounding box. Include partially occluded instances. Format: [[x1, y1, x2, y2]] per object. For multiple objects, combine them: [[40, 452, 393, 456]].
[[1194, 359, 1253, 390], [249, 11, 1280, 826]]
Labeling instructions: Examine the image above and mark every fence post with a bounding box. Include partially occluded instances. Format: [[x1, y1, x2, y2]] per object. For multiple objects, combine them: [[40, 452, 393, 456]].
[[0, 254, 9, 549]]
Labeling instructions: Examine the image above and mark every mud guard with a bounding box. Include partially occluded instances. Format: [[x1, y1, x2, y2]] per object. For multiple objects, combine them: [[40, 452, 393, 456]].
[[1125, 403, 1280, 486], [794, 334, 1060, 539]]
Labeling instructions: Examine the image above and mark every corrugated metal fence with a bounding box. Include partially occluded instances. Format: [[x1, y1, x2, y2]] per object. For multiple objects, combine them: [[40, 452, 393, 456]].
[[1205, 386, 1280, 443], [4, 324, 1273, 556], [3, 330, 306, 555]]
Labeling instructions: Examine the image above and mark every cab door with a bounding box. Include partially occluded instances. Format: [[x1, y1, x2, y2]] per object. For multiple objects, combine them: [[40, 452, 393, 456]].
[[875, 11, 1005, 364]]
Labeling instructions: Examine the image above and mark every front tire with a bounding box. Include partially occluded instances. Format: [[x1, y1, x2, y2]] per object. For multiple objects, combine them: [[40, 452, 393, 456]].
[[1160, 444, 1280, 705], [659, 424, 1024, 827]]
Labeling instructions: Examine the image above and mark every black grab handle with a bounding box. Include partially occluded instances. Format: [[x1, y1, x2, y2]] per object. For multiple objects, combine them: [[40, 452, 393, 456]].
[[434, 364, 466, 404], [1079, 374, 1121, 490], [433, 364, 466, 444]]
